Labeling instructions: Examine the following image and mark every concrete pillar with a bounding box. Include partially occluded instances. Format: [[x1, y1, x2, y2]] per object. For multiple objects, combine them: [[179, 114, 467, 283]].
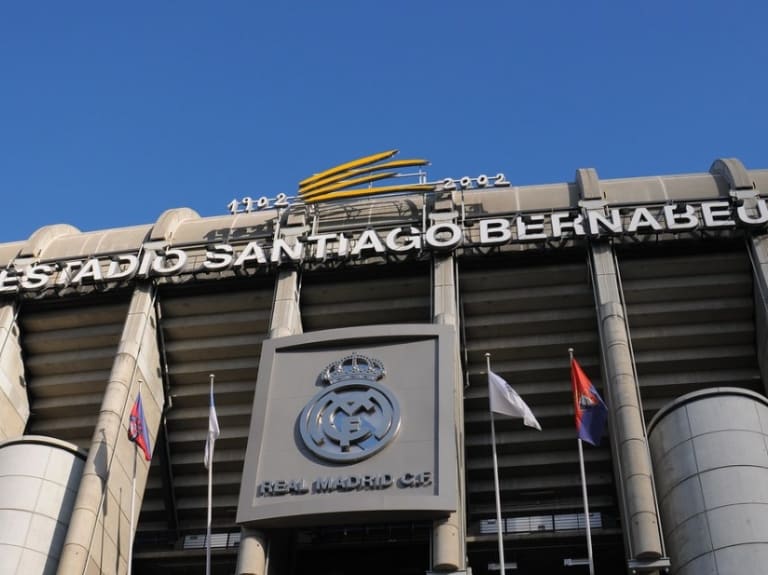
[[577, 169, 665, 568], [237, 266, 302, 575], [729, 175, 768, 395], [0, 303, 28, 440], [591, 244, 663, 558], [430, 197, 466, 572], [0, 436, 86, 574], [269, 267, 303, 339], [235, 530, 267, 575], [648, 388, 768, 575], [56, 284, 164, 575], [749, 235, 768, 395], [709, 159, 768, 392]]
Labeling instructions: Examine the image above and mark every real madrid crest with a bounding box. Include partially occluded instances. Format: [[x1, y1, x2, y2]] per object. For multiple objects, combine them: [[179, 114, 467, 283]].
[[298, 353, 401, 463]]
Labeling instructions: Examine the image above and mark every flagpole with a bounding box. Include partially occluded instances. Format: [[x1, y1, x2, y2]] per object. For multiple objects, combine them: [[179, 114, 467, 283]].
[[570, 348, 595, 575], [206, 373, 215, 575], [128, 378, 142, 575], [486, 353, 506, 575], [577, 437, 595, 575]]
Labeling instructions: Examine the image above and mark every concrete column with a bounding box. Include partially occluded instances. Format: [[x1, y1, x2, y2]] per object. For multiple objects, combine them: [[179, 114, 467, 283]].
[[235, 530, 267, 575], [591, 257, 663, 559], [735, 180, 768, 395], [0, 303, 28, 440], [648, 388, 768, 575], [577, 168, 664, 569], [709, 159, 768, 392], [430, 198, 466, 572], [237, 266, 302, 575], [0, 436, 86, 573], [748, 236, 768, 395], [269, 267, 303, 339], [57, 284, 164, 575]]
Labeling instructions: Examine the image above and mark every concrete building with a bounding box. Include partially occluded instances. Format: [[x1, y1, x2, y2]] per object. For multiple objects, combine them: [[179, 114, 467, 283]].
[[1, 156, 767, 575]]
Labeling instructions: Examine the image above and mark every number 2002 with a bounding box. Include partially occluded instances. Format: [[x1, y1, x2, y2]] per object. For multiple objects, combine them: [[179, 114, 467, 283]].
[[441, 173, 510, 191]]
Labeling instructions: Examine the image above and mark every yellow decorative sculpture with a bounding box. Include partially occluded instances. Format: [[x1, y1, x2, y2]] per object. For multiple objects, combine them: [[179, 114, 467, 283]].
[[299, 150, 434, 204]]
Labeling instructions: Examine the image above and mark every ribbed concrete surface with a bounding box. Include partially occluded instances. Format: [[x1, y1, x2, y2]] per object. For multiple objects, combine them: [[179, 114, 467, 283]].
[[649, 388, 768, 575], [0, 437, 85, 575]]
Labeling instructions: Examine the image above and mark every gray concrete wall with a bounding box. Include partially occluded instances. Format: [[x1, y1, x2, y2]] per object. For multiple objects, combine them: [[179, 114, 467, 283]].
[[648, 388, 768, 575], [0, 436, 86, 575], [0, 303, 28, 440]]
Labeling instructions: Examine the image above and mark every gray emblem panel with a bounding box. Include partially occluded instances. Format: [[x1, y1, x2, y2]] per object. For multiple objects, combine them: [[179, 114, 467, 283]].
[[236, 324, 458, 527]]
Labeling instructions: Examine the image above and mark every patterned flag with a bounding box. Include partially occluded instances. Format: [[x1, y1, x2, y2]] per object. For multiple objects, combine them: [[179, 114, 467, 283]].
[[204, 384, 220, 470], [128, 392, 152, 461], [488, 369, 542, 430], [571, 357, 608, 446]]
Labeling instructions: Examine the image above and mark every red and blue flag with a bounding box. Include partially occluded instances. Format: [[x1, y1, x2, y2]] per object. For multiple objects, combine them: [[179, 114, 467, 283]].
[[571, 358, 608, 446], [129, 392, 152, 461]]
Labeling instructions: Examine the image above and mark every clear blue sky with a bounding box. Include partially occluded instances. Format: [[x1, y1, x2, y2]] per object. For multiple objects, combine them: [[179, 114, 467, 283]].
[[2, 1, 766, 243]]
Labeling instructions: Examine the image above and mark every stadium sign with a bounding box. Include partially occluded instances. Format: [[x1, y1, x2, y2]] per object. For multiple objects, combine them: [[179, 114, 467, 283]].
[[1, 198, 767, 295]]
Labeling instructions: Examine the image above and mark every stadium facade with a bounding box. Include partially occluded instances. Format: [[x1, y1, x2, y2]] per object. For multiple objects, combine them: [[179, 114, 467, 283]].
[[1, 155, 768, 575]]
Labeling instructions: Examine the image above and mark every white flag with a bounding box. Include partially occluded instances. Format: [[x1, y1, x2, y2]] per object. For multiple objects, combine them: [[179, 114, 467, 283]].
[[204, 383, 220, 469], [488, 369, 542, 430]]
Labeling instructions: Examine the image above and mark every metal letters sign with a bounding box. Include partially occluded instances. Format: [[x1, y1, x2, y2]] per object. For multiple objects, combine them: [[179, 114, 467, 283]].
[[5, 148, 765, 298], [299, 354, 401, 463], [8, 197, 766, 297]]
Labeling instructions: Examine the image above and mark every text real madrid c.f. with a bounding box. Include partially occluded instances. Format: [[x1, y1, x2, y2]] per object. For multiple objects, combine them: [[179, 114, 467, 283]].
[[3, 199, 767, 295], [256, 471, 433, 497]]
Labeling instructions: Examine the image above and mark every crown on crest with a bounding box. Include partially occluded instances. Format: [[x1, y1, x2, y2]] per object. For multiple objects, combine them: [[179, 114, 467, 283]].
[[322, 353, 386, 385]]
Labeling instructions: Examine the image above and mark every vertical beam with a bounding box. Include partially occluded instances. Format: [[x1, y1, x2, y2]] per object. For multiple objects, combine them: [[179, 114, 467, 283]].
[[709, 158, 768, 395], [748, 235, 768, 393], [4, 222, 81, 440], [431, 201, 466, 573], [0, 302, 28, 440], [576, 169, 664, 568], [56, 284, 164, 575], [237, 221, 304, 575], [153, 299, 180, 541], [268, 267, 303, 339], [590, 244, 663, 560]]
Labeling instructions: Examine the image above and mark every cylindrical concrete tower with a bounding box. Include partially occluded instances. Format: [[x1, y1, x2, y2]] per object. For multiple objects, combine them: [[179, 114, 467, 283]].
[[0, 436, 86, 575], [648, 388, 768, 575]]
